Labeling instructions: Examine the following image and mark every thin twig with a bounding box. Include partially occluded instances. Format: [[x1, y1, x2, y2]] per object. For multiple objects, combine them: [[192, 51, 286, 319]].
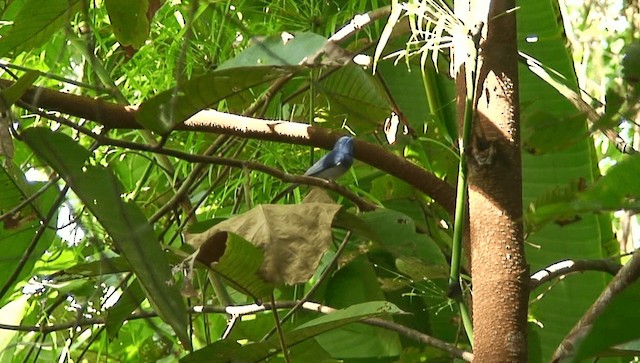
[[0, 186, 69, 300], [269, 293, 291, 363], [0, 176, 59, 222], [20, 104, 378, 211], [1, 300, 472, 361], [148, 134, 232, 224]]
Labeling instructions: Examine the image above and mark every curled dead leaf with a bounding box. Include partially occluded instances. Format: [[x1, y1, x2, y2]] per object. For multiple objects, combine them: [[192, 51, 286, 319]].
[[188, 194, 343, 285]]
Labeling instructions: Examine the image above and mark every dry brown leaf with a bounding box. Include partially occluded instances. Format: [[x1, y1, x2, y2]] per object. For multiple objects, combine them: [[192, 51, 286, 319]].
[[188, 196, 343, 285]]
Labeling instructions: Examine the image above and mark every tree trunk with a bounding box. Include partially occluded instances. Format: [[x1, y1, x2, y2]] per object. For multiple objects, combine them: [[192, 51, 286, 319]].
[[455, 1, 529, 361]]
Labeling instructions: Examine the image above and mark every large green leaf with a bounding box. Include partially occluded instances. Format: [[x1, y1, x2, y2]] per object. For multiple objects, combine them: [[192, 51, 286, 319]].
[[181, 301, 403, 362], [136, 67, 290, 134], [217, 32, 329, 70], [21, 127, 190, 348], [360, 209, 448, 273], [527, 155, 640, 229], [572, 283, 640, 362], [376, 61, 459, 180], [318, 64, 392, 133], [105, 0, 150, 48], [578, 155, 640, 209], [517, 1, 614, 361], [321, 256, 403, 358], [0, 0, 81, 58], [206, 232, 274, 299], [105, 278, 146, 339], [60, 256, 131, 277]]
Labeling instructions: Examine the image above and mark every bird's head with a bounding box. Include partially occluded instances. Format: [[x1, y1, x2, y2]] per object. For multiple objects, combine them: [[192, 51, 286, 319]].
[[333, 136, 354, 155]]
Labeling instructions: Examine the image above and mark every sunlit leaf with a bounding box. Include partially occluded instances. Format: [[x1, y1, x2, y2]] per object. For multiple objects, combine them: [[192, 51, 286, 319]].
[[136, 67, 290, 134], [0, 295, 29, 354], [0, 0, 82, 58], [0, 163, 58, 304], [217, 32, 329, 70], [105, 0, 150, 48], [182, 301, 403, 362]]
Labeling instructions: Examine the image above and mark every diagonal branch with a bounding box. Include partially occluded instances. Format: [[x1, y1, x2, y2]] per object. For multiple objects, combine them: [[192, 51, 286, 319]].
[[551, 248, 640, 362]]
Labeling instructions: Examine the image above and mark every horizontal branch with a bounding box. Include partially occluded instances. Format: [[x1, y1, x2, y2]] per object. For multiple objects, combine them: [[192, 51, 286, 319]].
[[5, 79, 456, 215], [0, 300, 472, 361], [529, 258, 622, 291]]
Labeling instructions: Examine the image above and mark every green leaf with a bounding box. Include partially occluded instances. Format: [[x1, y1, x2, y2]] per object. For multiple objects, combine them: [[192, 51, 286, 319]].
[[518, 0, 613, 361], [522, 110, 588, 154], [593, 88, 625, 130], [0, 0, 82, 58], [105, 0, 150, 48], [0, 163, 40, 220], [181, 301, 403, 362], [332, 209, 381, 244], [106, 278, 146, 339], [572, 283, 640, 361], [0, 70, 40, 107], [376, 60, 458, 177], [525, 178, 586, 233], [527, 155, 640, 230], [297, 301, 403, 328], [622, 41, 640, 85], [319, 64, 391, 133], [47, 278, 96, 297], [21, 127, 190, 349], [577, 155, 640, 210], [61, 256, 131, 277], [136, 67, 290, 134], [208, 232, 274, 299], [217, 32, 329, 70], [0, 163, 58, 304], [360, 209, 448, 271], [321, 256, 403, 358]]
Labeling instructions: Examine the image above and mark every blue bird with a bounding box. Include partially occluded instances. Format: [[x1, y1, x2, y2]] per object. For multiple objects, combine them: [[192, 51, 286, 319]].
[[303, 136, 354, 180], [271, 136, 354, 202]]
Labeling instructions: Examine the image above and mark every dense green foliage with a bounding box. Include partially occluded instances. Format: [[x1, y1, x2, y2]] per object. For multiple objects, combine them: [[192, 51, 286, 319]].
[[0, 0, 638, 362]]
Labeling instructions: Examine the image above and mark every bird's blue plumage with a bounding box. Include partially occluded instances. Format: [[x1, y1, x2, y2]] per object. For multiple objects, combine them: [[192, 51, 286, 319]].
[[270, 136, 354, 202], [304, 136, 354, 180]]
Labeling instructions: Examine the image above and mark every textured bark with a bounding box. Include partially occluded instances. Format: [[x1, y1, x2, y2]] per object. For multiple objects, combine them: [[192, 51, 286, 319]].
[[455, 1, 529, 361]]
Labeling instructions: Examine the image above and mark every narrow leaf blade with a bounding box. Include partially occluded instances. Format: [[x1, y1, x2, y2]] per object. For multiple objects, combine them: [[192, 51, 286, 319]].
[[21, 127, 190, 348]]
